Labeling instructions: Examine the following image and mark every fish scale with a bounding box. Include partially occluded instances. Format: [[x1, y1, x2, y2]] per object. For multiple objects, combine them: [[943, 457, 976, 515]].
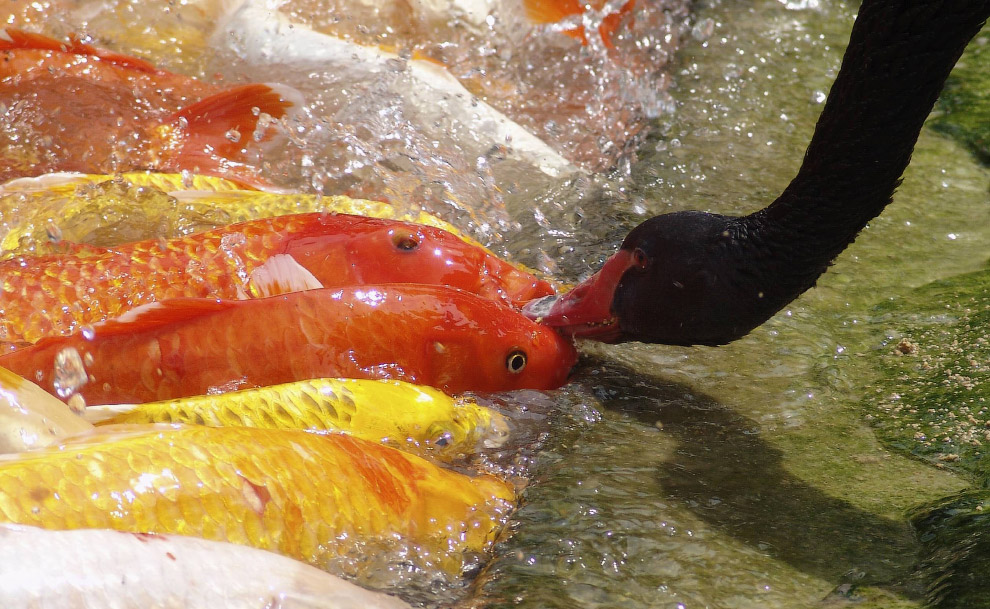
[[0, 212, 554, 345], [0, 424, 515, 581]]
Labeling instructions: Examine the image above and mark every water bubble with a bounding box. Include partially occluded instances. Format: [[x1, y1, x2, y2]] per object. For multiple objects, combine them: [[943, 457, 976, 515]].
[[53, 347, 88, 399], [66, 394, 86, 415], [691, 18, 715, 41], [225, 129, 241, 143]]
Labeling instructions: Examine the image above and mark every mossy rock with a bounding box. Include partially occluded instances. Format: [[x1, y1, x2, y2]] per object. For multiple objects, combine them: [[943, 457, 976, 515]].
[[866, 267, 990, 484], [931, 33, 990, 164], [912, 489, 990, 608]]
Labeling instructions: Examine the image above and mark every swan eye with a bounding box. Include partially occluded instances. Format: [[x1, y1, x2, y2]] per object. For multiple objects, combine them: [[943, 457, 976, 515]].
[[391, 230, 420, 251], [632, 248, 650, 270], [506, 349, 527, 374]]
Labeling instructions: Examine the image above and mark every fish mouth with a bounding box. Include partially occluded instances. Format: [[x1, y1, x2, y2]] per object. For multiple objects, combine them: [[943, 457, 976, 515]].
[[522, 249, 635, 343], [482, 259, 556, 308]]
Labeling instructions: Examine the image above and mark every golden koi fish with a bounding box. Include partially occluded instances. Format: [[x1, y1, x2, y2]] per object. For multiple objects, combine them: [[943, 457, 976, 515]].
[[0, 173, 464, 256], [0, 425, 515, 582], [86, 378, 509, 463]]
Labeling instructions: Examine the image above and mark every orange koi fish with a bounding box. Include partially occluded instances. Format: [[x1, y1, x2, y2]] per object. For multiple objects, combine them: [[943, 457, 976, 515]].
[[0, 425, 515, 582], [0, 212, 554, 344], [0, 285, 577, 402], [0, 29, 297, 187]]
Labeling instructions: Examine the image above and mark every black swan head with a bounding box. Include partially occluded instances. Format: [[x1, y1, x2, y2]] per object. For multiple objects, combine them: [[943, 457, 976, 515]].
[[526, 0, 990, 346]]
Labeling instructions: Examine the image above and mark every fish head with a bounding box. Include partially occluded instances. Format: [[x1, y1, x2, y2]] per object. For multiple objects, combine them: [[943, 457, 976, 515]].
[[284, 217, 554, 306], [421, 400, 511, 460], [424, 296, 578, 394]]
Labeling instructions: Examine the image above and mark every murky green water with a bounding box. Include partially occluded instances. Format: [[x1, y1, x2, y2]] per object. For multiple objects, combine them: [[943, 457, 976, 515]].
[[480, 1, 990, 607]]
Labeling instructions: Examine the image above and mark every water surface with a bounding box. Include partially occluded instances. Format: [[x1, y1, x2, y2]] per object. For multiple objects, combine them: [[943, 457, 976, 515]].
[[478, 1, 989, 607]]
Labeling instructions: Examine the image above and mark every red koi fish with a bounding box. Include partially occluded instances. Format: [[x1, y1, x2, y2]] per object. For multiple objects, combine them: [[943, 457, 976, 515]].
[[0, 29, 297, 187], [0, 213, 554, 345], [0, 285, 577, 402]]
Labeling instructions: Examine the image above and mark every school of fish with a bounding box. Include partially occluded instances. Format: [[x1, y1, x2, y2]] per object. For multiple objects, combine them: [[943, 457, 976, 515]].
[[0, 0, 674, 601]]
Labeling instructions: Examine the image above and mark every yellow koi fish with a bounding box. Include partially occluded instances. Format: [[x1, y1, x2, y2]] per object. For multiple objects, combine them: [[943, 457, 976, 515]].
[[0, 172, 464, 256], [0, 425, 515, 583], [86, 378, 509, 463]]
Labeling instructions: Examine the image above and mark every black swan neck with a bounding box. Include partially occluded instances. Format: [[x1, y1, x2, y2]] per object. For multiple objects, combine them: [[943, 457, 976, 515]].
[[743, 0, 989, 293]]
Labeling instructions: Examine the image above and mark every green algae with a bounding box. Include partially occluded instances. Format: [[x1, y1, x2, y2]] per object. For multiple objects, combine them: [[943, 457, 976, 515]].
[[930, 33, 990, 165], [868, 268, 990, 484]]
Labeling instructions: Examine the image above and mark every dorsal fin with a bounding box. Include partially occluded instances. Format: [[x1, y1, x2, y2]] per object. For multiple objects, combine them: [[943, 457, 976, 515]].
[[89, 299, 238, 338], [245, 254, 324, 298], [0, 29, 159, 73], [18, 300, 235, 359]]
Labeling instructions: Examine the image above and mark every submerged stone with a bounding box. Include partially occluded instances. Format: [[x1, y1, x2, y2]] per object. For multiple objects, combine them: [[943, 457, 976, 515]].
[[912, 490, 990, 609]]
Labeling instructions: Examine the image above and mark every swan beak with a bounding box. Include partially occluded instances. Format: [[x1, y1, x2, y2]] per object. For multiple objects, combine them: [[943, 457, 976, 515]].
[[522, 249, 636, 342]]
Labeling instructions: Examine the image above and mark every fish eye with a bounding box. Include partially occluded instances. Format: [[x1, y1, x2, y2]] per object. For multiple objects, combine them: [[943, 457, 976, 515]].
[[505, 349, 527, 374], [632, 248, 650, 270], [434, 432, 452, 448], [391, 230, 420, 251]]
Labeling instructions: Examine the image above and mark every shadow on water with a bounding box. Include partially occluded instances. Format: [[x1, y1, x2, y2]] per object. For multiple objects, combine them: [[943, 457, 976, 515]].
[[577, 356, 925, 600]]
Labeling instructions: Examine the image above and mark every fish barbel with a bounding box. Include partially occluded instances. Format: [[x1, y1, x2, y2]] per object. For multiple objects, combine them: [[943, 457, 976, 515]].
[[0, 173, 468, 256], [86, 378, 510, 463], [0, 366, 92, 453], [0, 425, 516, 581], [0, 284, 577, 402], [0, 524, 413, 609], [0, 212, 554, 344], [0, 29, 297, 187]]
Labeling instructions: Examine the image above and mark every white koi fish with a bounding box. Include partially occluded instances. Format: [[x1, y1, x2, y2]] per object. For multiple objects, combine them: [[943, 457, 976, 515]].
[[0, 524, 413, 608]]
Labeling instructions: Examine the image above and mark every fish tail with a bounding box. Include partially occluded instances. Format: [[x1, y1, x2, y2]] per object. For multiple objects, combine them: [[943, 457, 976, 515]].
[[597, 0, 636, 48], [0, 28, 159, 72], [522, 0, 583, 25], [521, 0, 636, 48], [156, 83, 302, 187]]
